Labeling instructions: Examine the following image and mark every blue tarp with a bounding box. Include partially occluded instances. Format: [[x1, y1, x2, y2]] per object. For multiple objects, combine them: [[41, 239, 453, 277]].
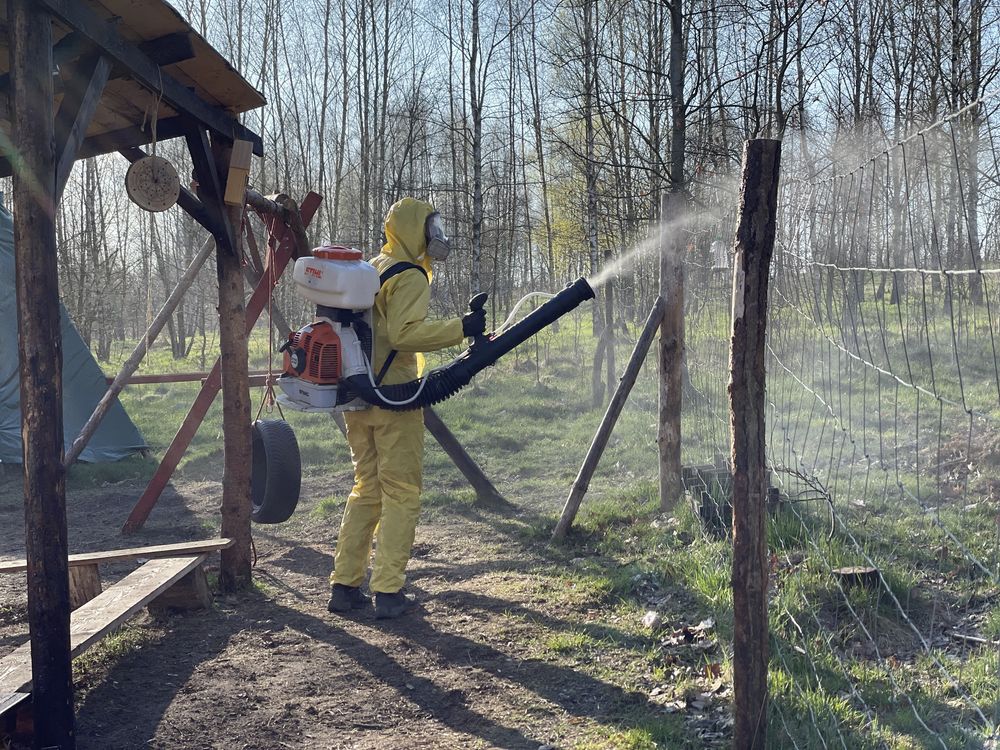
[[0, 203, 147, 463]]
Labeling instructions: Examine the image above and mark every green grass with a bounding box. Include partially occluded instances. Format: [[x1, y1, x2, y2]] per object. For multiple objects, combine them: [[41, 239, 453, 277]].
[[73, 623, 155, 682]]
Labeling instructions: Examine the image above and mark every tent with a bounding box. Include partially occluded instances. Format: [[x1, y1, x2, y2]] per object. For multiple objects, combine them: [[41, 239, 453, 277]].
[[0, 202, 147, 463]]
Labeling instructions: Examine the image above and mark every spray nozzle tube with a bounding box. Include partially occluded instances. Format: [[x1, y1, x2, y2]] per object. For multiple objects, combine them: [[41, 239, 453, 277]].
[[347, 277, 596, 411]]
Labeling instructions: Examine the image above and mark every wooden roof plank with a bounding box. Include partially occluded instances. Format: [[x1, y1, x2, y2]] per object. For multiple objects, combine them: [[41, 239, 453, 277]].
[[36, 0, 262, 155]]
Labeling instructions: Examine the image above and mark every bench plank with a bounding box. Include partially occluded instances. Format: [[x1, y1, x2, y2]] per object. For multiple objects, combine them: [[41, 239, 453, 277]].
[[0, 555, 207, 694], [0, 691, 28, 715], [0, 538, 232, 574]]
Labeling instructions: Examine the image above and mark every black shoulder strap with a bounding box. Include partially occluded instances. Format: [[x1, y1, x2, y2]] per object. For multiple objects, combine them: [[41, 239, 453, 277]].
[[378, 261, 428, 288], [374, 262, 428, 386]]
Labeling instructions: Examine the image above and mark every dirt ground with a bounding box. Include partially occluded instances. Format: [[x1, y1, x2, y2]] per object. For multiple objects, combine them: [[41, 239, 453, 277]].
[[0, 469, 696, 750]]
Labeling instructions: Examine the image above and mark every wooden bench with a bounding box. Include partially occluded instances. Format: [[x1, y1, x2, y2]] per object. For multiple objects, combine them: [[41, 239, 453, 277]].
[[0, 538, 233, 610], [0, 539, 232, 737]]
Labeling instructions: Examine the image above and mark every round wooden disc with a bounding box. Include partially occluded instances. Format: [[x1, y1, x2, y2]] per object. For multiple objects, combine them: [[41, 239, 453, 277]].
[[125, 155, 180, 212]]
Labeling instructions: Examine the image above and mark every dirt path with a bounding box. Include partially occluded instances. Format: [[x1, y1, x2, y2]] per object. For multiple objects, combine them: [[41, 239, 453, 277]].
[[0, 473, 699, 750]]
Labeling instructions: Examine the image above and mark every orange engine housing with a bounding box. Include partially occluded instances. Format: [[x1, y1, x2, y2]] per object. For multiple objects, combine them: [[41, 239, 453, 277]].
[[282, 322, 342, 385]]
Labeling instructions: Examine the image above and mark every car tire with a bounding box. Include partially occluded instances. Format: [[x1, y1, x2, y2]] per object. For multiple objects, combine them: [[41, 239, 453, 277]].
[[250, 419, 301, 524]]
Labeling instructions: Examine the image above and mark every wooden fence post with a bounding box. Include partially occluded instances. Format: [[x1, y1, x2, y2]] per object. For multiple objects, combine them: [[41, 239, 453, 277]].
[[10, 0, 76, 746], [730, 138, 781, 750], [658, 191, 685, 511], [553, 297, 666, 539]]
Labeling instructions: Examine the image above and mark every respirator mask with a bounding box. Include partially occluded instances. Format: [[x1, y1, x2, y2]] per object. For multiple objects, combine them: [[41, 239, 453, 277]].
[[425, 212, 451, 261]]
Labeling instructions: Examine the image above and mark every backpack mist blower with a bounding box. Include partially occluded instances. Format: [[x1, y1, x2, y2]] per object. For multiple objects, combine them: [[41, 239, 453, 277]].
[[276, 245, 595, 412], [250, 245, 594, 523]]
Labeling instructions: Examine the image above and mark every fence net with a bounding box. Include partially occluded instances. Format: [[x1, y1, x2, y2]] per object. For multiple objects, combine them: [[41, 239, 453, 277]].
[[685, 107, 1000, 747]]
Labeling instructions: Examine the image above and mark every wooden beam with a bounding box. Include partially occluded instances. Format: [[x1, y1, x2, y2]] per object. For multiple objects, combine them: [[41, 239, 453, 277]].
[[100, 370, 276, 387], [552, 297, 665, 540], [0, 539, 234, 574], [35, 0, 263, 156], [212, 135, 253, 591], [8, 1, 74, 747], [0, 117, 192, 180], [658, 191, 685, 512], [81, 116, 188, 159], [423, 408, 508, 507], [0, 30, 196, 103], [136, 32, 197, 68], [54, 53, 111, 202], [186, 127, 236, 256]]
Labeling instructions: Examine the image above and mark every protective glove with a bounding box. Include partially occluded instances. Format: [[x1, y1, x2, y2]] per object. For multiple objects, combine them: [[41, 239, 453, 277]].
[[462, 307, 487, 337]]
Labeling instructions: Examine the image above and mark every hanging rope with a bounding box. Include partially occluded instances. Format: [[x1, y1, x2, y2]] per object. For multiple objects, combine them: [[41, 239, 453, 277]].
[[254, 215, 285, 423]]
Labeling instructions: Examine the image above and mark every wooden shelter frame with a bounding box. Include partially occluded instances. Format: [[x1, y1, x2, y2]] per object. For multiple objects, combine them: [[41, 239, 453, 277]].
[[5, 1, 266, 746]]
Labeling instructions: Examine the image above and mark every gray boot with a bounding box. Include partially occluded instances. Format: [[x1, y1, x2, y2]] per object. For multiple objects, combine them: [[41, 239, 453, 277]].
[[327, 583, 371, 613], [374, 590, 415, 619]]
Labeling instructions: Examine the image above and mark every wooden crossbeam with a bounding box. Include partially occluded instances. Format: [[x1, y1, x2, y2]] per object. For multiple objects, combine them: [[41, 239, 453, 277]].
[[54, 53, 111, 202], [0, 117, 193, 179], [35, 0, 263, 155], [186, 127, 236, 256], [81, 116, 189, 160]]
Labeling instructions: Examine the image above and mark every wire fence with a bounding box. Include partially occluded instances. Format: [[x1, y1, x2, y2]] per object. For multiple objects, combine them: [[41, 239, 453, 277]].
[[685, 110, 1000, 747]]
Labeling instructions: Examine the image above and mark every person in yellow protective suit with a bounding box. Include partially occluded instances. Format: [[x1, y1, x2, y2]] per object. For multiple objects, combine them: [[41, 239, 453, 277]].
[[327, 197, 487, 620]]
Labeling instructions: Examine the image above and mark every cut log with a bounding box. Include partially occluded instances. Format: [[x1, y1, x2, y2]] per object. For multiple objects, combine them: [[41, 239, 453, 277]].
[[832, 566, 880, 589], [68, 564, 102, 610]]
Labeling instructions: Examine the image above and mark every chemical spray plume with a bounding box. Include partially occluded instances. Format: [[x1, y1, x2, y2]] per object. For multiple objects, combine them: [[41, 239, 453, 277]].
[[587, 214, 700, 290]]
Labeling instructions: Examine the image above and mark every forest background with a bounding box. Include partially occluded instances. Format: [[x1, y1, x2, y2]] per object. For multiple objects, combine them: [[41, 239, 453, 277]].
[[46, 0, 1000, 379]]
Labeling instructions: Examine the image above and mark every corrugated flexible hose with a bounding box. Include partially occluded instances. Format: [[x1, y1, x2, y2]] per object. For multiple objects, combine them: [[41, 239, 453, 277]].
[[346, 277, 595, 411]]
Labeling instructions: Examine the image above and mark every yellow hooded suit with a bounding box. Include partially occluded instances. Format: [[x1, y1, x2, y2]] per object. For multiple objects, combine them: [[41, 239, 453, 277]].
[[332, 198, 465, 595]]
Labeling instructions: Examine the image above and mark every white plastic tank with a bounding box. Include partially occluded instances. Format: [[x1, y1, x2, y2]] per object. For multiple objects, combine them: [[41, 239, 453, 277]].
[[292, 246, 380, 310]]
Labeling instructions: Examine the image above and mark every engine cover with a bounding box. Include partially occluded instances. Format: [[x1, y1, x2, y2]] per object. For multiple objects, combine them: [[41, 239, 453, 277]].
[[278, 316, 371, 412], [283, 321, 342, 385]]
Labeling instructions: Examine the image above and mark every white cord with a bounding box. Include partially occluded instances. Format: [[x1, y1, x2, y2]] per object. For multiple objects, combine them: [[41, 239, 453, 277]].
[[362, 351, 432, 407], [495, 292, 555, 333]]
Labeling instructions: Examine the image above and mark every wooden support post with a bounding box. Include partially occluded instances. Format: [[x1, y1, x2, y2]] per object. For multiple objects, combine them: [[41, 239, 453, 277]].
[[729, 138, 781, 750], [65, 235, 215, 467], [553, 297, 665, 539], [423, 407, 507, 507], [212, 136, 253, 592], [658, 191, 685, 511], [9, 1, 76, 747]]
